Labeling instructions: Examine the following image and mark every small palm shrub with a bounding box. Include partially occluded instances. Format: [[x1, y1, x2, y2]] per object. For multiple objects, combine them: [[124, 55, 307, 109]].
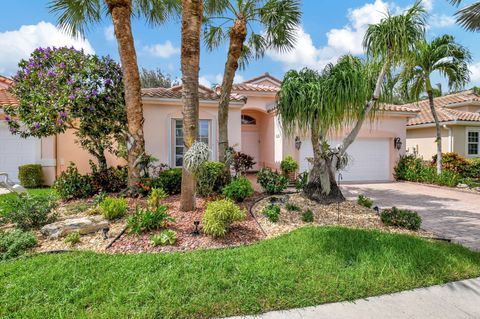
[[154, 168, 182, 194], [202, 199, 246, 237], [280, 156, 298, 175], [151, 229, 177, 246], [127, 205, 174, 235], [64, 231, 81, 246], [0, 230, 37, 261], [295, 171, 308, 191], [222, 177, 254, 202], [262, 204, 281, 223], [380, 207, 422, 230], [257, 168, 289, 194], [1, 194, 58, 230], [196, 161, 227, 197], [183, 141, 211, 174], [357, 195, 373, 208], [302, 209, 314, 223], [18, 164, 43, 188], [99, 197, 128, 220], [54, 163, 94, 200], [285, 202, 301, 212], [147, 188, 168, 210]]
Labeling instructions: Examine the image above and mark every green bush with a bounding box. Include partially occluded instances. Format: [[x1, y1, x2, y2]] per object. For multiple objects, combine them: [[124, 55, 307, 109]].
[[466, 158, 480, 178], [1, 194, 58, 230], [432, 152, 470, 175], [151, 229, 177, 246], [262, 204, 281, 223], [295, 171, 308, 191], [202, 199, 246, 237], [90, 165, 127, 193], [280, 156, 298, 175], [302, 209, 314, 223], [147, 188, 168, 210], [18, 164, 43, 188], [127, 205, 174, 235], [222, 177, 254, 202], [380, 207, 422, 230], [257, 168, 289, 194], [99, 197, 128, 220], [196, 161, 227, 197], [54, 163, 94, 200], [0, 230, 37, 261], [64, 231, 81, 246], [154, 168, 182, 195], [357, 195, 373, 208], [285, 202, 301, 212], [394, 155, 424, 181]]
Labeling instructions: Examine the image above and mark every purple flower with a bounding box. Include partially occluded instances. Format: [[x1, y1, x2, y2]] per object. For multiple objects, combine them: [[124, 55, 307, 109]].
[[69, 95, 75, 101], [104, 78, 112, 85], [9, 127, 17, 134], [59, 111, 68, 119], [57, 118, 64, 125], [91, 89, 97, 97], [89, 105, 94, 111], [47, 71, 56, 77], [59, 62, 65, 69], [67, 79, 74, 85], [5, 115, 11, 121], [34, 123, 41, 129]]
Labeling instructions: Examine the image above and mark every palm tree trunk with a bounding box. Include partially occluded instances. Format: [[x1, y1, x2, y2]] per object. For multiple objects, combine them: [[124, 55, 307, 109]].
[[180, 0, 202, 212], [106, 0, 145, 188], [218, 18, 247, 163], [427, 89, 443, 174]]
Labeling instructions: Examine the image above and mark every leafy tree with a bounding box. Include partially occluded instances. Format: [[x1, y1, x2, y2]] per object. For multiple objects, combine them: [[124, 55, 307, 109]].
[[140, 67, 178, 88], [450, 0, 480, 31], [203, 0, 301, 163], [401, 35, 471, 174], [49, 0, 180, 188], [5, 47, 126, 171]]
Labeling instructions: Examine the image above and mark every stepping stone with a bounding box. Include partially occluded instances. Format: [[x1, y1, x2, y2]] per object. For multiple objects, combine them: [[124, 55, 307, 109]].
[[41, 216, 109, 239]]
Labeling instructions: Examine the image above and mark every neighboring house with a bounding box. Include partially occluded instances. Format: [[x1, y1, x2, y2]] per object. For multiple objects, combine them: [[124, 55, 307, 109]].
[[406, 90, 480, 160], [0, 73, 419, 185]]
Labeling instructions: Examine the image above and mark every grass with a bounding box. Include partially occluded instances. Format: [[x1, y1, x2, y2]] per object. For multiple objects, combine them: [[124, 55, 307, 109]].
[[0, 188, 56, 215], [1, 227, 479, 318]]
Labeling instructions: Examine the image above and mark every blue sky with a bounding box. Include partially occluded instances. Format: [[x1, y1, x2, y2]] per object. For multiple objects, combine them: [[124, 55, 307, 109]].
[[0, 0, 479, 89]]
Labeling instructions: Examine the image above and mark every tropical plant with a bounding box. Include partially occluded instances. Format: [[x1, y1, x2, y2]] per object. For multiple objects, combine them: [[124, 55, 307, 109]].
[[5, 47, 126, 170], [257, 168, 288, 194], [357, 195, 373, 208], [202, 199, 246, 237], [204, 0, 301, 163], [262, 204, 280, 222], [127, 205, 174, 235], [140, 67, 178, 88], [196, 161, 227, 197], [147, 188, 168, 210], [99, 197, 128, 220], [53, 164, 95, 200], [150, 229, 177, 246], [280, 155, 298, 175], [183, 141, 211, 175], [222, 176, 254, 202], [0, 230, 37, 261], [401, 35, 471, 174], [277, 3, 426, 203], [381, 207, 422, 230], [450, 0, 480, 31], [64, 231, 81, 246], [285, 202, 300, 212], [301, 209, 314, 223], [1, 194, 58, 230], [49, 0, 180, 188], [231, 151, 256, 176]]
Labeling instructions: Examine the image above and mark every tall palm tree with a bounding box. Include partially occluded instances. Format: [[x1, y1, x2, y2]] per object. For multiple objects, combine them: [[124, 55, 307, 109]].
[[277, 2, 426, 204], [203, 0, 301, 163], [401, 35, 471, 174], [450, 0, 480, 31], [179, 0, 203, 211], [49, 0, 180, 189]]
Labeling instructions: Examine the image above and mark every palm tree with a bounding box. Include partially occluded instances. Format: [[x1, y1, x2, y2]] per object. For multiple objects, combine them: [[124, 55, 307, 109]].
[[401, 35, 471, 174], [49, 0, 180, 189], [277, 3, 426, 203], [450, 0, 480, 31], [203, 0, 301, 163]]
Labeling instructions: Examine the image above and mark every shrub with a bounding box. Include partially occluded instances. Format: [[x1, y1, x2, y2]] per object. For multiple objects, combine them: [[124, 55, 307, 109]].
[[99, 197, 128, 220], [357, 195, 373, 208], [0, 230, 37, 261], [64, 231, 81, 246], [93, 192, 107, 206], [280, 156, 298, 175], [202, 199, 246, 237], [147, 188, 168, 211], [151, 229, 177, 246], [380, 207, 422, 230], [466, 158, 480, 179], [18, 164, 43, 188], [257, 168, 289, 194], [154, 168, 182, 195], [54, 163, 94, 200], [222, 177, 254, 202], [196, 161, 227, 197], [394, 155, 424, 181], [302, 209, 314, 223], [232, 151, 256, 176], [1, 194, 58, 230], [285, 203, 301, 212], [90, 165, 127, 193], [262, 204, 281, 223], [127, 205, 174, 235], [432, 152, 470, 175], [295, 171, 308, 191]]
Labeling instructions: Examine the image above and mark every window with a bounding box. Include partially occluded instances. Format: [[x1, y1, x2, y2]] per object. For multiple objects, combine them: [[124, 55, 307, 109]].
[[467, 130, 479, 156], [241, 115, 256, 125], [173, 119, 211, 167]]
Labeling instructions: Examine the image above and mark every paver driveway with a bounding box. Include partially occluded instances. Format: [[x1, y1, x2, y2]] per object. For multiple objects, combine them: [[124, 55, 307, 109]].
[[341, 182, 480, 251]]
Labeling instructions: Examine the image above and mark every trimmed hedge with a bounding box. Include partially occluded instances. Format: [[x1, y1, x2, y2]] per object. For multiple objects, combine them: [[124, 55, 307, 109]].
[[381, 207, 422, 230], [18, 164, 43, 188]]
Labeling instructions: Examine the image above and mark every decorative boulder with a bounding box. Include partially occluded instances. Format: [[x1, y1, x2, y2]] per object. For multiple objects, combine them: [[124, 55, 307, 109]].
[[41, 216, 109, 239]]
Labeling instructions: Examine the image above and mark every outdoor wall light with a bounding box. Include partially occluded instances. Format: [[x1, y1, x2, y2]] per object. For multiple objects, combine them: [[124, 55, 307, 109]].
[[394, 137, 402, 151], [295, 136, 302, 150], [192, 220, 200, 236]]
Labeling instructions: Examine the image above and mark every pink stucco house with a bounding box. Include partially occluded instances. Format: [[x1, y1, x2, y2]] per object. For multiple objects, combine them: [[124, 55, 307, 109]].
[[0, 73, 418, 184]]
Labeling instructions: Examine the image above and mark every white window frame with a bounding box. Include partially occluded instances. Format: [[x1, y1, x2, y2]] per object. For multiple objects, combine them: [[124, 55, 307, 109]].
[[171, 119, 212, 167], [466, 127, 480, 157]]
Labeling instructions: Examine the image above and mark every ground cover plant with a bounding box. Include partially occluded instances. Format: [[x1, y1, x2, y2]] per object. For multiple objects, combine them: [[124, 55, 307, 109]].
[[99, 197, 128, 220], [381, 207, 422, 231], [202, 199, 246, 237], [357, 195, 373, 208], [262, 204, 281, 222], [0, 230, 37, 261], [0, 188, 56, 215], [1, 227, 480, 318]]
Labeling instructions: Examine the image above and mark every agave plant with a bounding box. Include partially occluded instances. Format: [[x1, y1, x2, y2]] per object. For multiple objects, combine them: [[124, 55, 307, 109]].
[[183, 141, 211, 175]]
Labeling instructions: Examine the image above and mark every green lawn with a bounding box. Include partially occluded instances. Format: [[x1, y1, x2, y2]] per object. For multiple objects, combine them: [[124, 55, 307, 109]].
[[0, 188, 56, 214], [1, 227, 480, 319]]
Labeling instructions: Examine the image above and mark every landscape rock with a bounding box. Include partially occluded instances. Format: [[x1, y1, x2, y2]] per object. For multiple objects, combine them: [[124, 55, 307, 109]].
[[457, 183, 469, 189], [41, 216, 109, 239]]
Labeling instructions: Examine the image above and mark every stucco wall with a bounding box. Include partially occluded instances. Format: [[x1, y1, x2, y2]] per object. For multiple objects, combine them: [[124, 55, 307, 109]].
[[406, 126, 451, 160]]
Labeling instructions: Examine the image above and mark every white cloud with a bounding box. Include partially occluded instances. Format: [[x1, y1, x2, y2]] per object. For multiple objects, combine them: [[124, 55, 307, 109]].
[[143, 41, 180, 58], [0, 21, 94, 75], [104, 25, 115, 41], [429, 14, 456, 28], [471, 62, 480, 84], [422, 0, 434, 11], [199, 73, 244, 88]]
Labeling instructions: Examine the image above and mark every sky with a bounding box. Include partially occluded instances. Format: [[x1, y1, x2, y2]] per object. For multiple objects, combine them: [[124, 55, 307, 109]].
[[0, 0, 479, 90]]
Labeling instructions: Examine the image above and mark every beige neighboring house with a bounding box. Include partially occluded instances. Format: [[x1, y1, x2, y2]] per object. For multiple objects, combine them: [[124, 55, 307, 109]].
[[1, 73, 419, 185], [406, 90, 480, 160]]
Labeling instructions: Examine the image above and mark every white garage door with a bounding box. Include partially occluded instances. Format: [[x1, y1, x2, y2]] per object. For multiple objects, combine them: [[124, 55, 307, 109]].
[[0, 121, 38, 182], [299, 138, 391, 182]]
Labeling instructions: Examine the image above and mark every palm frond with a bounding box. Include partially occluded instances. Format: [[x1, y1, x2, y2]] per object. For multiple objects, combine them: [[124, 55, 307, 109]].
[[133, 0, 181, 26], [455, 1, 480, 32], [48, 0, 102, 36]]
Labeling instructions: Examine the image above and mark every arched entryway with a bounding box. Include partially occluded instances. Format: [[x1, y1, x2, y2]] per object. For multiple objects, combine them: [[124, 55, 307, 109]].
[[241, 109, 275, 170]]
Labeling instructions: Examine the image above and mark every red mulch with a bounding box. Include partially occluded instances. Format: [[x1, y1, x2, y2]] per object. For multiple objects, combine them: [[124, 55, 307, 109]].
[[108, 194, 266, 253]]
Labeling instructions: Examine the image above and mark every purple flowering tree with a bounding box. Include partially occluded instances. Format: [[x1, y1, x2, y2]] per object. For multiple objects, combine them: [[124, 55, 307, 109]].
[[5, 47, 126, 170]]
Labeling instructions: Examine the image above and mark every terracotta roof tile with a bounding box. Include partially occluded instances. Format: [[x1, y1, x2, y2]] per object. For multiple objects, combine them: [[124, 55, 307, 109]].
[[231, 83, 280, 93], [141, 86, 246, 102], [0, 75, 14, 87], [242, 72, 282, 85], [0, 89, 18, 106], [380, 103, 419, 113]]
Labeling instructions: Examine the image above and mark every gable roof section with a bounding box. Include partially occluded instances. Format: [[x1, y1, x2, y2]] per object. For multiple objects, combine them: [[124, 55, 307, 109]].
[[242, 72, 281, 86], [232, 73, 281, 93], [0, 75, 14, 88], [0, 89, 18, 107], [142, 85, 246, 102]]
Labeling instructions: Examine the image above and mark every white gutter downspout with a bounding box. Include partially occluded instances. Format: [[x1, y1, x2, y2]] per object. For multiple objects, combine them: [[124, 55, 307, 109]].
[[443, 125, 453, 152]]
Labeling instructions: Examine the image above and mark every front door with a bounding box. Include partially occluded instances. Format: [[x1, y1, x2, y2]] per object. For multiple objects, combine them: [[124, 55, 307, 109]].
[[241, 130, 260, 170]]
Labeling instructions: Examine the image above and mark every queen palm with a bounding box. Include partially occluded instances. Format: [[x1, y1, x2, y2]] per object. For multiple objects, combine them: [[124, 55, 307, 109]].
[[48, 0, 180, 188], [277, 3, 426, 203], [401, 35, 471, 174], [450, 0, 480, 31], [203, 0, 301, 163]]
